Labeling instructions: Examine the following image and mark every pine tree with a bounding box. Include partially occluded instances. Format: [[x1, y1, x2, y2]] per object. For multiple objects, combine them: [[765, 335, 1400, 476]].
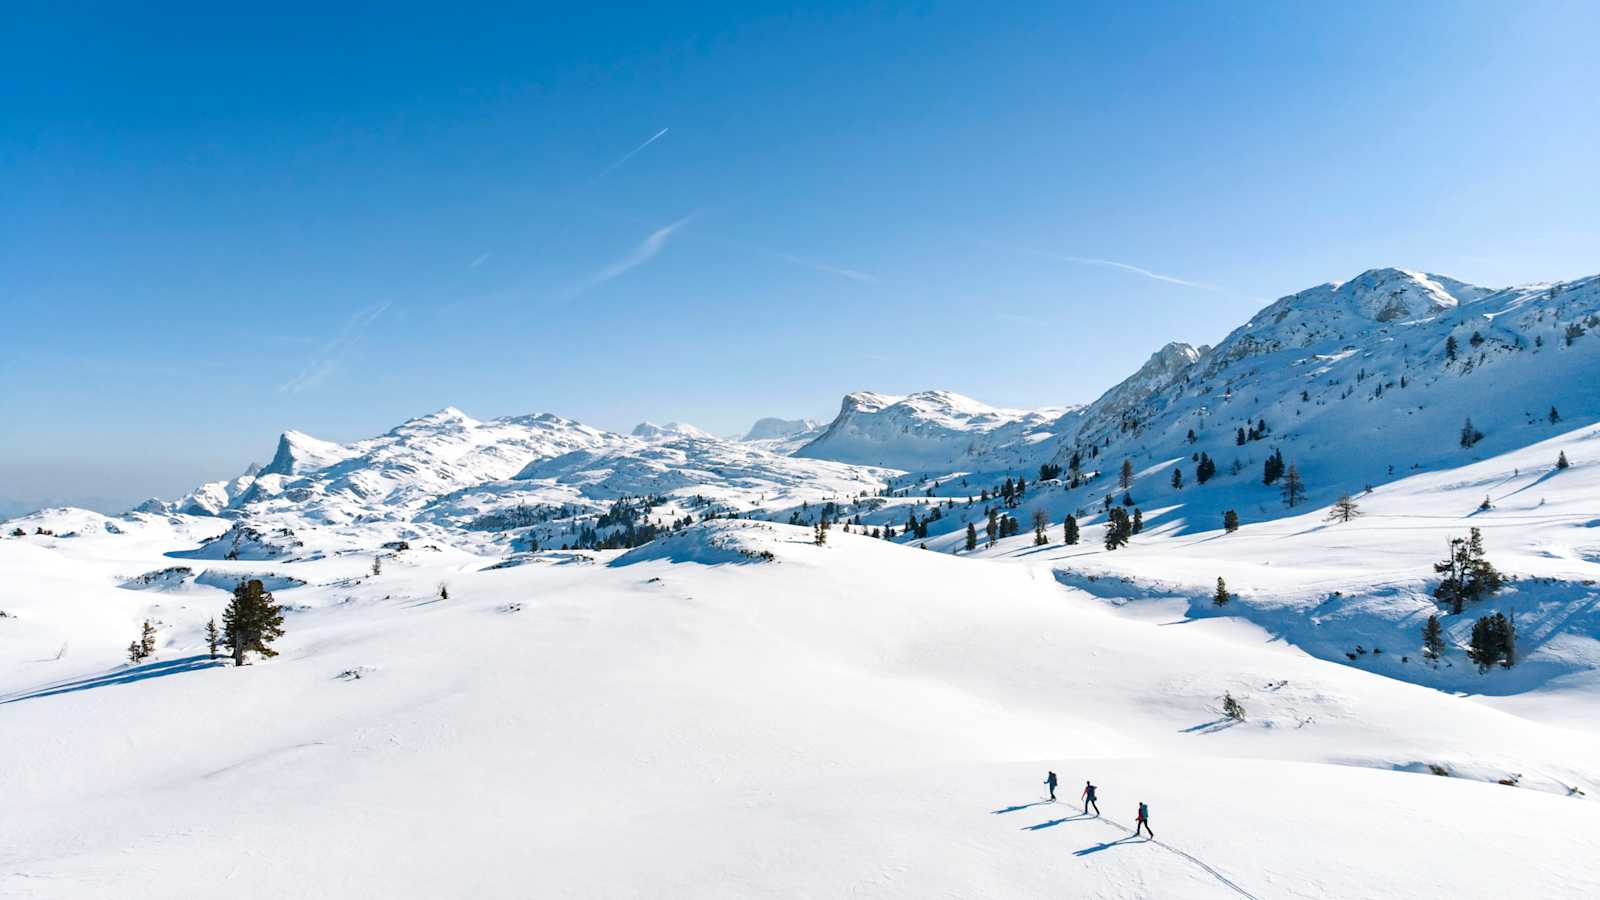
[[1433, 527, 1501, 614], [371, 555, 383, 576], [965, 523, 978, 552], [1459, 418, 1483, 449], [1119, 459, 1134, 489], [1213, 577, 1230, 607], [1223, 509, 1239, 533], [814, 522, 826, 545], [1434, 536, 1470, 614], [1103, 508, 1131, 550], [1421, 614, 1444, 660], [127, 640, 144, 664], [139, 619, 157, 660], [1195, 453, 1215, 484], [222, 579, 286, 667], [1280, 462, 1306, 508], [1466, 527, 1502, 596], [438, 583, 449, 601], [205, 617, 221, 660], [1263, 448, 1285, 485], [1131, 508, 1144, 534], [1236, 427, 1247, 446], [1445, 334, 1458, 360], [1170, 468, 1183, 490], [1222, 691, 1245, 721], [1549, 406, 1561, 424], [1467, 613, 1515, 672], [1557, 451, 1570, 470], [1062, 514, 1079, 545], [1031, 509, 1049, 545], [1326, 493, 1361, 523]]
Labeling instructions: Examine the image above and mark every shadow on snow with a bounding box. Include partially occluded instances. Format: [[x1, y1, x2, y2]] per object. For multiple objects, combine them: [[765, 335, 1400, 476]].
[[0, 655, 224, 705]]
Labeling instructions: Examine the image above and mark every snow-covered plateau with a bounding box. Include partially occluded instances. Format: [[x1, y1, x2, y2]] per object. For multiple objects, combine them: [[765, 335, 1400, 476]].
[[5, 267, 1600, 898]]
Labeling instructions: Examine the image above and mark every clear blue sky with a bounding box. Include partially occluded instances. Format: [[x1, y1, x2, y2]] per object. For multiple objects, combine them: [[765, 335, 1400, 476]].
[[3, 1, 1597, 513]]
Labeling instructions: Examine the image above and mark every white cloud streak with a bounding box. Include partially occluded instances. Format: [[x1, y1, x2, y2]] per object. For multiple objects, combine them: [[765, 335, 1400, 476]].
[[1059, 255, 1215, 290], [279, 300, 392, 393], [986, 239, 1222, 292], [468, 252, 492, 269], [566, 213, 697, 297], [765, 251, 880, 284]]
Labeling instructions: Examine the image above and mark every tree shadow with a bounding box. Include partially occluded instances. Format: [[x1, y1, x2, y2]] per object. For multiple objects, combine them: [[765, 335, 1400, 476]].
[[1181, 717, 1241, 734], [0, 655, 224, 705]]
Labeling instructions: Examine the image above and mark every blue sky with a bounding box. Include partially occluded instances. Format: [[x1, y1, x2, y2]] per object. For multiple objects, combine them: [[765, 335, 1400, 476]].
[[3, 1, 1597, 513]]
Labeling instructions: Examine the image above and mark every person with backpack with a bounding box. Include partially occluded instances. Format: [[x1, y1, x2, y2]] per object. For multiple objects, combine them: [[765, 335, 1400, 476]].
[[1081, 780, 1100, 816], [1134, 801, 1153, 838], [1044, 770, 1058, 801]]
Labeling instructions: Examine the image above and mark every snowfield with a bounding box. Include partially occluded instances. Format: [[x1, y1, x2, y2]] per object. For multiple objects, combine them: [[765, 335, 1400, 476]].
[[3, 519, 1600, 898], [5, 266, 1600, 897]]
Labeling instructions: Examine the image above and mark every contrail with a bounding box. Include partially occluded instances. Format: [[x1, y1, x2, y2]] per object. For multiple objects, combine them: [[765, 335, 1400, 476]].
[[594, 127, 670, 180]]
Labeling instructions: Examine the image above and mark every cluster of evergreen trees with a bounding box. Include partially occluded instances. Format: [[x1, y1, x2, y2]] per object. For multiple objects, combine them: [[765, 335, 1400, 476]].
[[1262, 448, 1286, 485], [1103, 507, 1133, 550], [1467, 612, 1516, 672], [1432, 527, 1502, 614], [997, 476, 1027, 508], [979, 508, 1021, 547], [1235, 418, 1269, 446], [126, 620, 157, 663], [1419, 529, 1517, 672]]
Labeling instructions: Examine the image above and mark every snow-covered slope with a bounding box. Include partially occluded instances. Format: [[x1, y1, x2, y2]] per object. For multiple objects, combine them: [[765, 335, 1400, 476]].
[[1048, 268, 1600, 489], [795, 390, 1070, 471], [3, 520, 1597, 898]]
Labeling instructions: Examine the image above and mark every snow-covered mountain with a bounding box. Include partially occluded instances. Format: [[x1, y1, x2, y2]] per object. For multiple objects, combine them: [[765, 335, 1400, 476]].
[[794, 390, 1071, 471], [153, 408, 622, 525], [630, 420, 715, 441], [742, 416, 819, 442], [1039, 267, 1600, 513], [119, 267, 1600, 563]]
